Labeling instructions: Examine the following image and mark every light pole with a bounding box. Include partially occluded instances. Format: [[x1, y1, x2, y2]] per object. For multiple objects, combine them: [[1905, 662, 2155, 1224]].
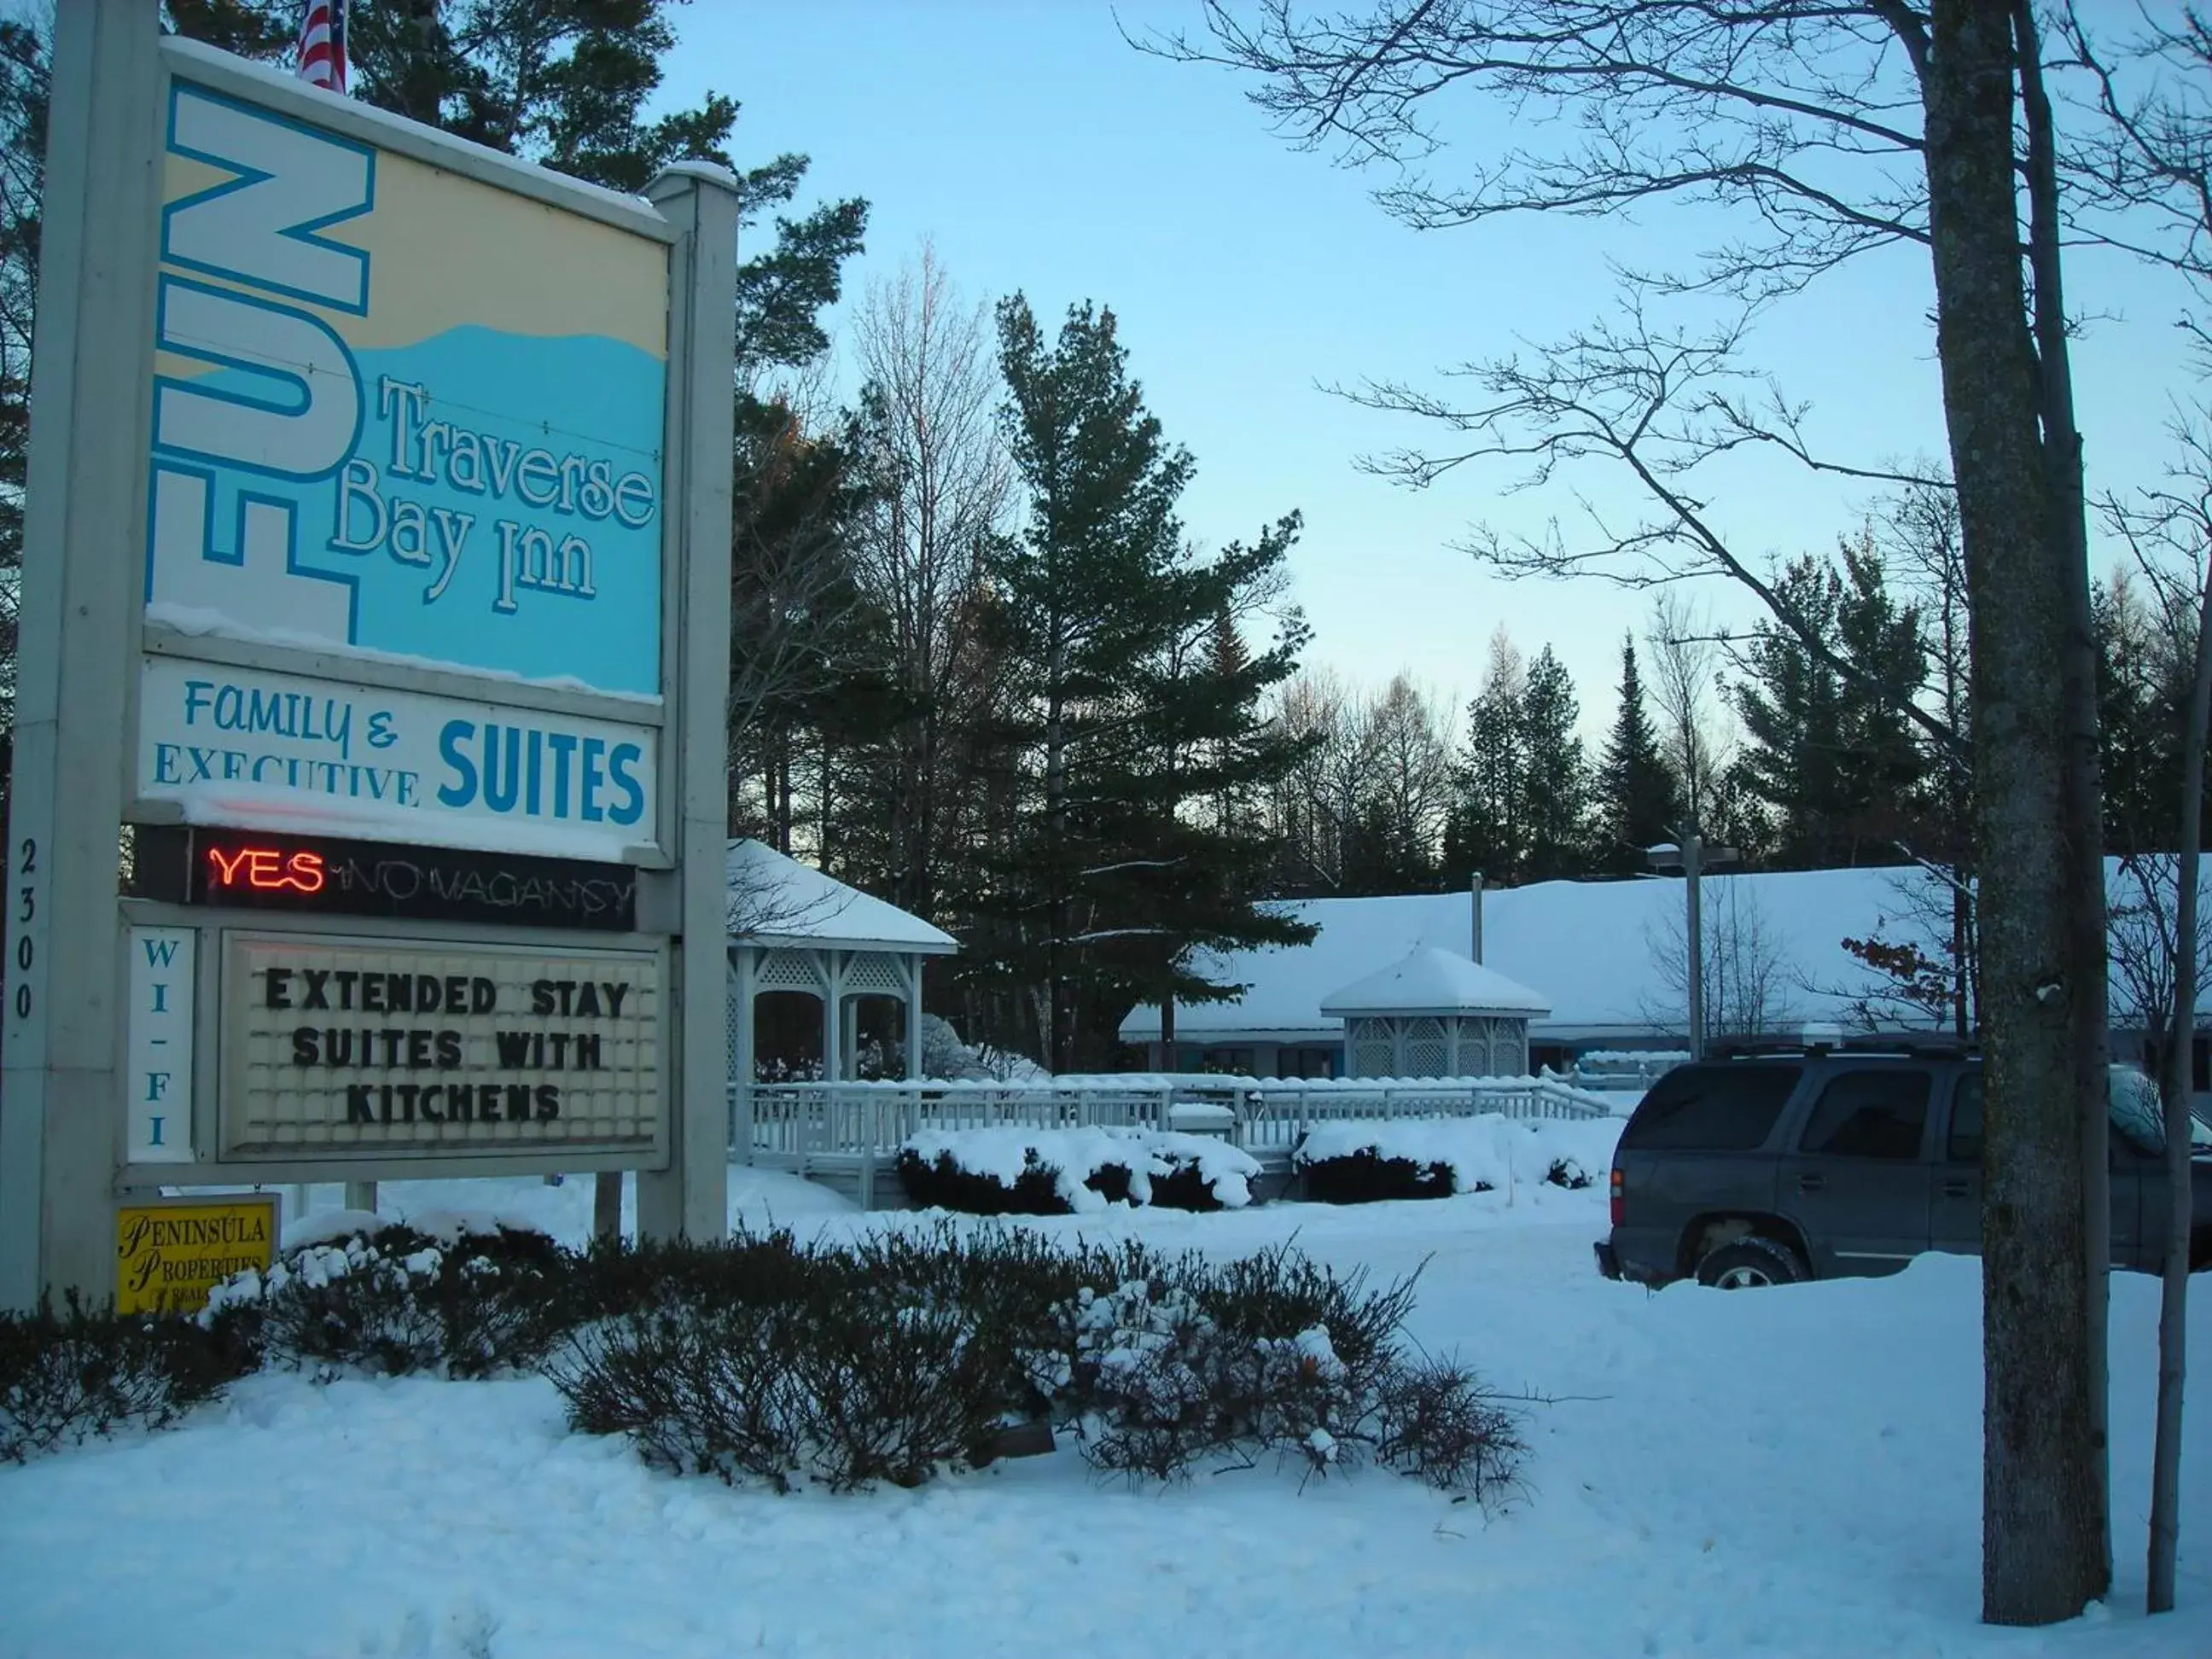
[[1649, 821, 1738, 1059]]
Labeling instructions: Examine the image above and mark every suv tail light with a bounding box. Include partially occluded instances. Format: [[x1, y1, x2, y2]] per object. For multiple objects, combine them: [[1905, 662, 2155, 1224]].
[[1609, 1167, 1623, 1227]]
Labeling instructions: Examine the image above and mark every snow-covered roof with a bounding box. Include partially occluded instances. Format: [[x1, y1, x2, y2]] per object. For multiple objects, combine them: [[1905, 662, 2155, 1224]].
[[725, 840, 958, 955], [1120, 859, 2212, 1045], [1319, 945, 1551, 1017]]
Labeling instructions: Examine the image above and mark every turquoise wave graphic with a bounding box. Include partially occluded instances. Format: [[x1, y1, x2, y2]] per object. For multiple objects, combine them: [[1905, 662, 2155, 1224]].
[[151, 323, 668, 697]]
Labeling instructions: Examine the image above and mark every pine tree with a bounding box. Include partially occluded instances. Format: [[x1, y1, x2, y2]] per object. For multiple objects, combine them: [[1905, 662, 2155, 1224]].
[[1732, 545, 1930, 868], [1731, 556, 1847, 864], [1445, 630, 1528, 881], [981, 297, 1311, 1069], [1518, 644, 1592, 880], [1596, 636, 1682, 874]]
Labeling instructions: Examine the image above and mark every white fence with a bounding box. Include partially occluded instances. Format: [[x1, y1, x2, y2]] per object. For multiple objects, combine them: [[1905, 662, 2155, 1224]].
[[731, 1071, 1621, 1173], [1548, 1051, 1685, 1097]]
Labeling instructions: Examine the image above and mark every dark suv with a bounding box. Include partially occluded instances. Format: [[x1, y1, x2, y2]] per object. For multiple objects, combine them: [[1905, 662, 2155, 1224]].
[[1594, 1044, 2212, 1289]]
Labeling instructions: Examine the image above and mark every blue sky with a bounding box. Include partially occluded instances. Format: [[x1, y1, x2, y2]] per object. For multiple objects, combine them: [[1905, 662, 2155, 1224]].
[[655, 0, 2200, 742]]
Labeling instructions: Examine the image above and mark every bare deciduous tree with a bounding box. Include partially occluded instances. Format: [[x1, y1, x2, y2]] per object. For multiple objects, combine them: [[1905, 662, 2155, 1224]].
[[1644, 589, 1732, 827], [851, 242, 1010, 918], [1361, 673, 1456, 878], [2060, 8, 2212, 1608], [1147, 2, 2114, 1616], [1640, 879, 1796, 1046]]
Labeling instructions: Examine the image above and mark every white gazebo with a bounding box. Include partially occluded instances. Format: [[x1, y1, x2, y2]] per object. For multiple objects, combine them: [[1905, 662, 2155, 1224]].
[[1318, 945, 1551, 1078], [725, 839, 958, 1091]]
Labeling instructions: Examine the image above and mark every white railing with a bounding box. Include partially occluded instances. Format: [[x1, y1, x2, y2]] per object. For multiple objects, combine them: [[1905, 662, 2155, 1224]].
[[1550, 1050, 1685, 1096], [730, 1071, 1618, 1167]]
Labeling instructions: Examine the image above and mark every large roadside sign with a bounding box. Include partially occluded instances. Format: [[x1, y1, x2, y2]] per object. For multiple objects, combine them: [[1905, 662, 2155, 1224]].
[[141, 73, 669, 855], [1, 7, 737, 1307]]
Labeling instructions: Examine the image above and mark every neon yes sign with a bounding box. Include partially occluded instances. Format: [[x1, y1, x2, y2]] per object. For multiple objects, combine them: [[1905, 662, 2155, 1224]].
[[206, 845, 325, 894]]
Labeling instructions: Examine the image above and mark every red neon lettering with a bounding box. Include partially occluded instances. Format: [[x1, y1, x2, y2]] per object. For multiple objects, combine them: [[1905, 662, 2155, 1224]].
[[205, 846, 327, 894]]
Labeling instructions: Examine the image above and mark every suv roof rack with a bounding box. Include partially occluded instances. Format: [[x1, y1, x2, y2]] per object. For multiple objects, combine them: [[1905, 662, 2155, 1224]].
[[1710, 1032, 1980, 1061]]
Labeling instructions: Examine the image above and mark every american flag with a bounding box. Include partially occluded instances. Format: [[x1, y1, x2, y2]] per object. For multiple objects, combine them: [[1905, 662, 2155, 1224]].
[[296, 0, 347, 94]]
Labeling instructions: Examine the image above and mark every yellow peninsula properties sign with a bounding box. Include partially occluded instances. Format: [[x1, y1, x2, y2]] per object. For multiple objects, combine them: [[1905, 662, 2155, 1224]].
[[116, 1193, 279, 1315]]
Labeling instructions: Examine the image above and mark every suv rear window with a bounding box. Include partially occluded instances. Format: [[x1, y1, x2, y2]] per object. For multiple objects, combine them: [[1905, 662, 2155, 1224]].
[[1797, 1068, 1932, 1160], [1620, 1063, 1802, 1151]]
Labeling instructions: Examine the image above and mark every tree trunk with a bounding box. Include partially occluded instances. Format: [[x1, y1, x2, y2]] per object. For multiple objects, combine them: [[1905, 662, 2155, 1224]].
[[2012, 0, 2113, 1554], [1922, 0, 2108, 1624], [1045, 656, 1069, 1075], [593, 1171, 622, 1244], [2147, 549, 2211, 1614]]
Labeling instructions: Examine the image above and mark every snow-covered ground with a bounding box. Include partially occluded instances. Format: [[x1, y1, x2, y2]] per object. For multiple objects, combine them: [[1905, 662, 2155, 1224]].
[[3, 1166, 2209, 1658]]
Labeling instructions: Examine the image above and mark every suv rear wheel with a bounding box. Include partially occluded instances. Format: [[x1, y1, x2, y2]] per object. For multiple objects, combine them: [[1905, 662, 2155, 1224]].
[[1695, 1236, 1809, 1289]]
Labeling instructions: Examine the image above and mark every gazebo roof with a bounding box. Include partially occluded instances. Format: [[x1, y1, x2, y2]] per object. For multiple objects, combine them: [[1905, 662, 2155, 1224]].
[[725, 840, 958, 955], [1318, 945, 1551, 1018]]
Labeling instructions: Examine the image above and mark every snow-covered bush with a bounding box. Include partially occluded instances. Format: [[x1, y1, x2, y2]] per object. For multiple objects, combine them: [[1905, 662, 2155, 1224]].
[[897, 1126, 1260, 1215], [548, 1225, 1521, 1499], [208, 1217, 569, 1380], [911, 1015, 1049, 1083], [1045, 1278, 1361, 1483], [550, 1223, 1110, 1492], [1297, 1147, 1462, 1203], [1022, 1245, 1522, 1496], [1295, 1114, 1621, 1203], [0, 1292, 252, 1463]]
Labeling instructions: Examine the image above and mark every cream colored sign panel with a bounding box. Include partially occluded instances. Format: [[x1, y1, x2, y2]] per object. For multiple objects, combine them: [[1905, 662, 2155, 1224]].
[[221, 932, 662, 1156]]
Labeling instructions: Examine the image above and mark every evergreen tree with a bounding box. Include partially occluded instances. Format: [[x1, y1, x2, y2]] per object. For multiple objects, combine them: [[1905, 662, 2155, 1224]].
[[980, 296, 1310, 1068], [1119, 526, 1317, 1049], [1518, 643, 1592, 880], [1596, 636, 1682, 874], [1444, 630, 1528, 881], [2095, 572, 2207, 854], [1730, 544, 1930, 867], [168, 2, 736, 191]]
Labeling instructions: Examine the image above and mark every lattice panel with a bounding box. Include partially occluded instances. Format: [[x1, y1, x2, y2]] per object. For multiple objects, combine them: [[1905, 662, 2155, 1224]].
[[1402, 1016, 1447, 1079], [1348, 1017, 1395, 1080], [840, 952, 907, 996], [1487, 1018, 1528, 1077], [1450, 1017, 1493, 1079], [754, 949, 824, 992]]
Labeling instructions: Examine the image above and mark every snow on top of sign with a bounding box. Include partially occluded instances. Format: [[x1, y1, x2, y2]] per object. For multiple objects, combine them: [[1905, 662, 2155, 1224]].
[[1318, 944, 1551, 1017], [166, 790, 647, 863], [143, 604, 667, 706], [159, 38, 674, 231], [725, 838, 957, 953]]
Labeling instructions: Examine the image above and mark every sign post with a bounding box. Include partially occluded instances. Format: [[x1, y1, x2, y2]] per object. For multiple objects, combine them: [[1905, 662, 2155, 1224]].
[[0, 8, 736, 1307], [637, 165, 737, 1244], [0, 0, 164, 1308]]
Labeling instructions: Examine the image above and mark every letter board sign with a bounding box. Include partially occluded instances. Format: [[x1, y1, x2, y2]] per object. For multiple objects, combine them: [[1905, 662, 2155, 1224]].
[[220, 933, 665, 1157]]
